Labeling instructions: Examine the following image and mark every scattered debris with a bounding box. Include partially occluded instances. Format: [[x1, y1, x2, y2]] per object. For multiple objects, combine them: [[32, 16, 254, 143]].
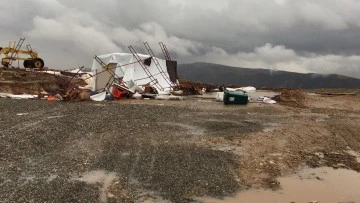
[[216, 92, 224, 102], [90, 92, 107, 102], [256, 96, 277, 104], [63, 85, 91, 102], [8, 94, 36, 99], [16, 113, 29, 116]]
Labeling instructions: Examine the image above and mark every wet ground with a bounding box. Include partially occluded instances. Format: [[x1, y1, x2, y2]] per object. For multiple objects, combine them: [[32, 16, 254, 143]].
[[198, 167, 360, 203], [1, 94, 360, 202]]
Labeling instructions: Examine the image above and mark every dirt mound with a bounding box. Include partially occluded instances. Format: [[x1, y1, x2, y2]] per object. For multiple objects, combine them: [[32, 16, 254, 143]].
[[177, 80, 216, 95], [0, 69, 87, 95], [273, 89, 307, 108]]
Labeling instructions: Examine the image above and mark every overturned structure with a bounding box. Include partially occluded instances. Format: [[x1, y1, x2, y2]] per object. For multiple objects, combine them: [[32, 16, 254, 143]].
[[91, 44, 178, 94]]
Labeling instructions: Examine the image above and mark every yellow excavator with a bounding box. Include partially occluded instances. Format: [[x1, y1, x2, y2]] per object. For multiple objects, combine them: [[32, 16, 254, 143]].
[[0, 37, 45, 70]]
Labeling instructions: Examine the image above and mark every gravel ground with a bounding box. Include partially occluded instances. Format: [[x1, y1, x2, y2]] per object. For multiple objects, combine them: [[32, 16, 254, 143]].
[[1, 95, 360, 203], [0, 99, 257, 203]]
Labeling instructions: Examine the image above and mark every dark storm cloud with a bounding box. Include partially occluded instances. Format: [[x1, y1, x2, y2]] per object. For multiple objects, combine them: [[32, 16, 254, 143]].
[[0, 0, 359, 78]]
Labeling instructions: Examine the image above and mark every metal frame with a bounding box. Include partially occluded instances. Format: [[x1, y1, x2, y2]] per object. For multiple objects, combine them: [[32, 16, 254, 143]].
[[128, 45, 163, 91], [143, 42, 174, 88], [159, 42, 178, 87], [94, 55, 124, 92], [159, 42, 172, 61]]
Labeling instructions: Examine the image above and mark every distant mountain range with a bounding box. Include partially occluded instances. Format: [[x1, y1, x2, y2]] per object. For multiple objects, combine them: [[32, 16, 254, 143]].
[[178, 62, 360, 89]]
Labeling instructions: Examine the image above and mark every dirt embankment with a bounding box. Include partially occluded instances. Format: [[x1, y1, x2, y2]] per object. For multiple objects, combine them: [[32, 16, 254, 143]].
[[0, 68, 87, 95], [273, 89, 307, 108]]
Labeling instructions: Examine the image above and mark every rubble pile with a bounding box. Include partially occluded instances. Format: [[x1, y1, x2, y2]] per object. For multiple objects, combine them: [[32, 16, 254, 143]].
[[176, 80, 216, 95]]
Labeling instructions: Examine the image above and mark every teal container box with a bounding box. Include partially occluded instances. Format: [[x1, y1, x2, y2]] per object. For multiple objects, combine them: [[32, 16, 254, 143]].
[[223, 90, 249, 105]]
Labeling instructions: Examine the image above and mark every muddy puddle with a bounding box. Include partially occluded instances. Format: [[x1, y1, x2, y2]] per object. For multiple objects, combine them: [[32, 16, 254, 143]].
[[197, 167, 360, 203], [72, 170, 118, 203]]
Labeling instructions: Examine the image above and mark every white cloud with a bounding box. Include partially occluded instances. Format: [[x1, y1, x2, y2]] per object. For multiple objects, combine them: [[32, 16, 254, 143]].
[[22, 3, 205, 68], [131, 23, 204, 56], [168, 0, 228, 12], [1, 0, 360, 78], [297, 2, 348, 30], [25, 13, 121, 55]]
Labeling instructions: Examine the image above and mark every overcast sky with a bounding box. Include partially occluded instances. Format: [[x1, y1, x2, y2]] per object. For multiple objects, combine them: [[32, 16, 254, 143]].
[[1, 0, 360, 78]]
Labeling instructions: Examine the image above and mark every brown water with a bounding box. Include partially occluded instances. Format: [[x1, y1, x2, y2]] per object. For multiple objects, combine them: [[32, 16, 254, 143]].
[[197, 167, 360, 203]]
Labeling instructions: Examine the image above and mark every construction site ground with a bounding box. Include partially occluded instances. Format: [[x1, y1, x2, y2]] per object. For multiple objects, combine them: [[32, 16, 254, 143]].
[[1, 91, 360, 203]]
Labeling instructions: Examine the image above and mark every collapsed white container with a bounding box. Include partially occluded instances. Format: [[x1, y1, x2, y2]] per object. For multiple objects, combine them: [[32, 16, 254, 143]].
[[91, 53, 177, 92]]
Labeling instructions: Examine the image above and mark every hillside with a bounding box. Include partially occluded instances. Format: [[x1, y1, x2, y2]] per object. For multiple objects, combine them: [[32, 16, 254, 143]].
[[178, 62, 360, 89]]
